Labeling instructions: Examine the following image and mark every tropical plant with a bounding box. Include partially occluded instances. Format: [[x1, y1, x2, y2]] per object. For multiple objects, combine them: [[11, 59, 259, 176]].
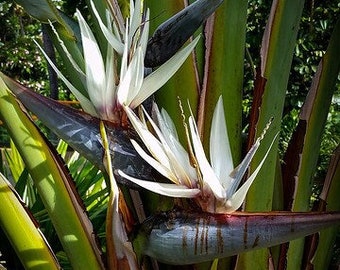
[[0, 0, 339, 269]]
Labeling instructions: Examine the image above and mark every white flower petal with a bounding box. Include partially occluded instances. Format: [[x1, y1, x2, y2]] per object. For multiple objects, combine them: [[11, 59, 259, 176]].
[[131, 35, 200, 108], [118, 170, 200, 198], [142, 106, 195, 187], [77, 10, 106, 111], [128, 0, 141, 46], [34, 40, 98, 116], [225, 133, 278, 212], [227, 126, 274, 197], [119, 22, 129, 80], [90, 0, 124, 54], [103, 45, 116, 118], [210, 96, 234, 188], [189, 116, 225, 199], [131, 140, 178, 183], [124, 106, 172, 169], [117, 47, 144, 106], [140, 9, 150, 56], [158, 107, 179, 140], [155, 106, 197, 183]]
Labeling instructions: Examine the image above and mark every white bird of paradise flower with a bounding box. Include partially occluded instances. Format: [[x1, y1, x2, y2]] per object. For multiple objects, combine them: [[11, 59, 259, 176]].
[[119, 97, 277, 213], [35, 0, 199, 123]]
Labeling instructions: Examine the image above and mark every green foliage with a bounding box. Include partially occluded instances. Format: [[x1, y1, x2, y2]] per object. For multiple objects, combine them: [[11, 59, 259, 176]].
[[1, 139, 107, 269], [244, 0, 339, 175], [0, 1, 47, 91], [0, 0, 339, 268]]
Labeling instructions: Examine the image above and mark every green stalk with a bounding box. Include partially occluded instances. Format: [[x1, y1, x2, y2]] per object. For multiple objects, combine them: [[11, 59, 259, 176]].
[[0, 173, 60, 269], [0, 78, 104, 269], [236, 1, 305, 269]]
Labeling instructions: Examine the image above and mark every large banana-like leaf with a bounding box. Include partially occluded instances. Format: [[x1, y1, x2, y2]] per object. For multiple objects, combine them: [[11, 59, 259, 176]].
[[280, 15, 340, 269], [311, 146, 340, 268], [237, 1, 305, 268], [14, 0, 75, 40], [14, 0, 62, 23], [0, 77, 105, 269], [198, 0, 247, 162], [0, 173, 60, 269]]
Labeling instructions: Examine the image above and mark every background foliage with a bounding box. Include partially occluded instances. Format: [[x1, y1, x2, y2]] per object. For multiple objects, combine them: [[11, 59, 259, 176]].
[[0, 0, 339, 268]]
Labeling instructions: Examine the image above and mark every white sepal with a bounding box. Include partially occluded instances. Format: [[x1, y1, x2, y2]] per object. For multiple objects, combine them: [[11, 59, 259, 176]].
[[118, 170, 200, 198]]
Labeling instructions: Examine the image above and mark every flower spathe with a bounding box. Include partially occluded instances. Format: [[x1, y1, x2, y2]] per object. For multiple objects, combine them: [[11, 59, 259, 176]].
[[119, 97, 277, 213]]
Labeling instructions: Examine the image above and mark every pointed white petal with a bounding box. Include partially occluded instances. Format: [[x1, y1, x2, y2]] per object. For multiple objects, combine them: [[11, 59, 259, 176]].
[[142, 106, 195, 187], [156, 107, 197, 183], [225, 133, 279, 212], [129, 0, 135, 18], [119, 22, 129, 79], [118, 170, 200, 198], [103, 45, 116, 118], [124, 106, 172, 169], [117, 47, 144, 106], [76, 10, 106, 111], [226, 129, 274, 197], [226, 140, 263, 198], [131, 35, 200, 107], [158, 107, 179, 140], [90, 0, 124, 54], [128, 0, 141, 46], [188, 116, 225, 199], [210, 96, 234, 188], [131, 140, 178, 184], [34, 40, 98, 116], [140, 9, 150, 56]]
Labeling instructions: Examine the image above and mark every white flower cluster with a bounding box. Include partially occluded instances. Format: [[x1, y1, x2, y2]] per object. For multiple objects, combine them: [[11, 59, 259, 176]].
[[119, 97, 276, 213], [38, 0, 199, 122]]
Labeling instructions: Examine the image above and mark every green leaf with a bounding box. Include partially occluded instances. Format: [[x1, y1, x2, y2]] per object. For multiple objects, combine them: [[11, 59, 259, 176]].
[[4, 140, 25, 182], [312, 146, 340, 268], [14, 0, 60, 23], [282, 15, 340, 269], [0, 173, 60, 269], [14, 0, 75, 38], [199, 0, 247, 164], [0, 76, 105, 269], [236, 1, 305, 269]]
